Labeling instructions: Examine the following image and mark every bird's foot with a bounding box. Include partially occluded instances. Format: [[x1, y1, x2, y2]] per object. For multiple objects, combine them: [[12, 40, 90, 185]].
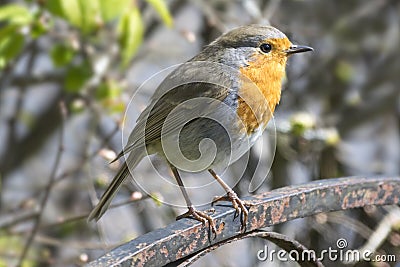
[[177, 205, 217, 238], [211, 191, 249, 231]]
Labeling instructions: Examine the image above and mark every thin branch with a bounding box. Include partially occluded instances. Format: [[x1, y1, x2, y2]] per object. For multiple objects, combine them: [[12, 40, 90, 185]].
[[0, 121, 120, 232], [16, 101, 67, 267], [34, 234, 117, 250], [13, 120, 118, 206], [0, 40, 36, 91], [39, 195, 149, 231], [0, 41, 37, 202], [8, 195, 149, 235], [0, 209, 39, 230], [10, 73, 64, 87]]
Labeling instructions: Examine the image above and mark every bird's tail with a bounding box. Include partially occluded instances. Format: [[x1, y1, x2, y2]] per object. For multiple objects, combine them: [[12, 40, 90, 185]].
[[88, 149, 145, 221]]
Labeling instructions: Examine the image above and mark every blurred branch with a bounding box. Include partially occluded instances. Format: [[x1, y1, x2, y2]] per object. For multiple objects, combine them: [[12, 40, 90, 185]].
[[0, 119, 119, 228], [0, 90, 64, 178], [262, 0, 282, 22], [7, 195, 149, 235], [0, 39, 37, 91], [35, 234, 116, 250], [0, 41, 38, 199], [16, 101, 67, 267], [339, 80, 398, 133], [325, 213, 373, 240], [0, 209, 39, 230], [190, 1, 226, 32], [42, 195, 149, 231], [178, 230, 323, 267], [348, 206, 400, 264], [10, 73, 64, 87]]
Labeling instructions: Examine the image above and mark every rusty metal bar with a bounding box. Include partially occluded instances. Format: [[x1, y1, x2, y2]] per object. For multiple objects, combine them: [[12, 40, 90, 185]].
[[87, 176, 400, 267]]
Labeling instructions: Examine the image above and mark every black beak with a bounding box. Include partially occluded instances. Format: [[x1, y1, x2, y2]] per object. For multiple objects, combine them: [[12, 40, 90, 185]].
[[285, 45, 313, 55]]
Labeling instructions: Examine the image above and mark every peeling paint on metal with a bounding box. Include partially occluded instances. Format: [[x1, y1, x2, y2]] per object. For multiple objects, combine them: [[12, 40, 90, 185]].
[[87, 177, 400, 267]]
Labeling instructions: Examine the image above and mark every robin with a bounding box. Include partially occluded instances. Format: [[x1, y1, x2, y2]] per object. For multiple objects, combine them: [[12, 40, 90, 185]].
[[88, 25, 313, 234]]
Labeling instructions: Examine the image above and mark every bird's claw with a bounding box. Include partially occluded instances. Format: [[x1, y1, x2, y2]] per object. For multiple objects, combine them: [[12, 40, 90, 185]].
[[177, 206, 217, 239], [212, 191, 249, 231]]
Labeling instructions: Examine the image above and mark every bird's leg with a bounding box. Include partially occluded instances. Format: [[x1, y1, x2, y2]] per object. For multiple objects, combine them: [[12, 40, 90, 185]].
[[208, 169, 249, 231], [170, 165, 217, 237]]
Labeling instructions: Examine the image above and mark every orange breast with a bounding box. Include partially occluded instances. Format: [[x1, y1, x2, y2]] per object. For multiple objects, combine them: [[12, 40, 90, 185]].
[[237, 48, 288, 135]]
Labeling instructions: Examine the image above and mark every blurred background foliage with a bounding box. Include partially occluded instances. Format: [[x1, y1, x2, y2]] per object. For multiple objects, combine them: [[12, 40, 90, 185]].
[[0, 0, 399, 266]]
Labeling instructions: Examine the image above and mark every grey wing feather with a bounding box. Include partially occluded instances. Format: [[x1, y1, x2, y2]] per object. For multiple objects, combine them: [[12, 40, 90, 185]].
[[115, 60, 239, 160]]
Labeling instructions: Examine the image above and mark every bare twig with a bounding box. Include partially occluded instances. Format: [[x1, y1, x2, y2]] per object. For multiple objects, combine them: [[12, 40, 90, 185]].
[[39, 195, 149, 231], [0, 121, 120, 232], [18, 118, 117, 201], [0, 209, 39, 230], [8, 194, 149, 236], [35, 234, 117, 250], [10, 73, 64, 87]]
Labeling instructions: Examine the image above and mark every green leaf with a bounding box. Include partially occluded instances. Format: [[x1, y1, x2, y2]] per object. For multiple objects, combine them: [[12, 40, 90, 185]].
[[99, 0, 131, 22], [95, 79, 121, 100], [0, 27, 24, 69], [45, 0, 101, 33], [107, 101, 125, 113], [96, 79, 124, 114], [145, 0, 173, 27], [290, 112, 315, 136], [0, 24, 18, 40], [59, 0, 82, 28], [77, 0, 101, 33], [0, 4, 33, 25], [30, 15, 50, 39], [335, 60, 354, 83], [44, 0, 64, 18], [95, 83, 109, 99], [118, 7, 144, 67], [64, 62, 92, 93], [50, 44, 74, 67]]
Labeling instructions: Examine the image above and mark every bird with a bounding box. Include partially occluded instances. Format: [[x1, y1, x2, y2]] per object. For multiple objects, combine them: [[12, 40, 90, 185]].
[[88, 25, 313, 235]]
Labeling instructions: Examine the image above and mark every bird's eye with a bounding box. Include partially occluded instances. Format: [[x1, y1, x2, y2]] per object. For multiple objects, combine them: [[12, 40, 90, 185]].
[[259, 43, 272, 53]]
